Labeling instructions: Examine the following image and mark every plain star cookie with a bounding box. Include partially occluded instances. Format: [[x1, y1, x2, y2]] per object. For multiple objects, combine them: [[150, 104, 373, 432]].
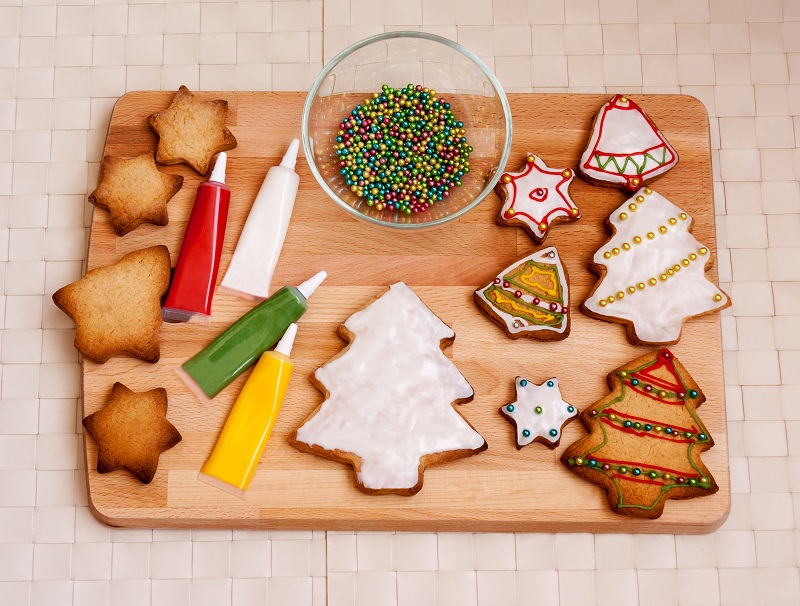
[[500, 377, 578, 449], [581, 187, 730, 345], [89, 153, 184, 236], [290, 282, 487, 496], [148, 85, 237, 175], [474, 246, 570, 340], [495, 153, 580, 244], [561, 349, 718, 519], [52, 245, 171, 363], [579, 95, 678, 191], [83, 382, 182, 484]]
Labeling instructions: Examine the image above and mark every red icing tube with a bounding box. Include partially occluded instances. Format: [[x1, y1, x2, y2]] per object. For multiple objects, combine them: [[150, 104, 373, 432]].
[[163, 153, 230, 325]]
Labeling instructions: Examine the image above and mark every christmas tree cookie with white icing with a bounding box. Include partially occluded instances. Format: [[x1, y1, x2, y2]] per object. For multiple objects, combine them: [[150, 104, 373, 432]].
[[290, 282, 487, 496], [501, 377, 578, 450], [581, 187, 730, 345], [579, 95, 678, 191], [495, 153, 581, 244], [474, 246, 570, 340], [562, 349, 718, 519]]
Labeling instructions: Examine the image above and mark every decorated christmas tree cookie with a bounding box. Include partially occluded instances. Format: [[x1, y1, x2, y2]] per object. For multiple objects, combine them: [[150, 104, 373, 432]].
[[495, 153, 581, 244], [474, 246, 570, 340], [561, 349, 718, 519], [290, 282, 487, 496], [581, 187, 730, 345], [579, 95, 678, 191], [501, 377, 578, 449]]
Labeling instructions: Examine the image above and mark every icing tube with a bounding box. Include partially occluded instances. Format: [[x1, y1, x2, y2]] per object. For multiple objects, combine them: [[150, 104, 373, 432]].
[[219, 139, 300, 301], [163, 153, 231, 325], [177, 270, 326, 404], [199, 323, 298, 498]]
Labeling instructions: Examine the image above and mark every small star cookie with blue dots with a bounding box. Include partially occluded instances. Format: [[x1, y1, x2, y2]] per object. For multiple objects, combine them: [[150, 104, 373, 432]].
[[500, 377, 578, 449]]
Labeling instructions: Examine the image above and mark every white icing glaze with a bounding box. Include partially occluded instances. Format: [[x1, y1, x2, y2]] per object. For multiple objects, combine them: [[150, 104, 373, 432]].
[[498, 154, 580, 242], [501, 377, 577, 447], [579, 95, 678, 190], [294, 282, 485, 490], [475, 246, 569, 336], [583, 188, 729, 344]]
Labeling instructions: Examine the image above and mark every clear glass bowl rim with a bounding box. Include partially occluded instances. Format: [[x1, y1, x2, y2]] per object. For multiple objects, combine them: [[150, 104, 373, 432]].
[[301, 30, 513, 230]]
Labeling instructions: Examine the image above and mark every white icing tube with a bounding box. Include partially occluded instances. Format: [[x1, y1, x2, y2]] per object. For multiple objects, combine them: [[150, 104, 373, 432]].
[[219, 139, 300, 301]]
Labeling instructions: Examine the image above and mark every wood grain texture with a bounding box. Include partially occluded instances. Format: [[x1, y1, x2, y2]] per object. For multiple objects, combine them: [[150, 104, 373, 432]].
[[84, 92, 729, 532]]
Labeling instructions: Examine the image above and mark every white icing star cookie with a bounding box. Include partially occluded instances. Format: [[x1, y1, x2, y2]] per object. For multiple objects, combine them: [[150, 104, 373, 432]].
[[579, 95, 678, 191], [495, 153, 580, 244], [581, 187, 730, 345], [500, 377, 578, 449]]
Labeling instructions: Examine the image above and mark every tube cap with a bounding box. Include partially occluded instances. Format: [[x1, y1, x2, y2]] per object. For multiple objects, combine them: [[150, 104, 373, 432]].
[[280, 139, 300, 170], [274, 323, 297, 357], [209, 152, 227, 183], [296, 270, 327, 300]]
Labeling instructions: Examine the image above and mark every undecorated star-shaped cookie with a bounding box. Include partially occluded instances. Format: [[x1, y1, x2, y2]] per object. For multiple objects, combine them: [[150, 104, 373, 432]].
[[148, 85, 237, 175], [495, 153, 581, 244], [83, 383, 181, 484], [52, 245, 171, 364], [500, 377, 578, 449], [89, 153, 183, 236]]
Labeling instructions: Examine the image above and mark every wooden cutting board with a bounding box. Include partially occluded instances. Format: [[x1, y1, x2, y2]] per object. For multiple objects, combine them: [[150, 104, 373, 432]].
[[84, 92, 729, 532]]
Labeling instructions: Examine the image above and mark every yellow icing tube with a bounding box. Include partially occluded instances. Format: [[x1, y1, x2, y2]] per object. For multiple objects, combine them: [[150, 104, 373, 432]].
[[199, 323, 297, 498]]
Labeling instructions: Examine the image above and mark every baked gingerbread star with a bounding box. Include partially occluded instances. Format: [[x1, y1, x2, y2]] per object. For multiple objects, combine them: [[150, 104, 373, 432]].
[[89, 153, 183, 236], [148, 85, 237, 175], [83, 383, 182, 484], [52, 245, 171, 364]]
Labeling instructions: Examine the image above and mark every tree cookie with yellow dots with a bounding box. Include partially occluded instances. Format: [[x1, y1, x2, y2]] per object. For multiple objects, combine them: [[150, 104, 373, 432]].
[[580, 187, 730, 346]]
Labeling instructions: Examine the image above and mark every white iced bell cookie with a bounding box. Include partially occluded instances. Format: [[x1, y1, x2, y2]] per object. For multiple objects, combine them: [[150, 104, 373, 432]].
[[496, 153, 581, 244], [500, 377, 578, 449], [581, 187, 730, 345], [293, 282, 486, 494], [579, 95, 678, 191]]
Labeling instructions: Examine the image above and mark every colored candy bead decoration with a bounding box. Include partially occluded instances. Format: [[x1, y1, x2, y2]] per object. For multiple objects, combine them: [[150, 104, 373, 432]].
[[582, 188, 731, 345], [562, 349, 718, 519], [335, 84, 471, 214], [500, 376, 578, 449], [495, 153, 581, 244], [475, 247, 570, 340]]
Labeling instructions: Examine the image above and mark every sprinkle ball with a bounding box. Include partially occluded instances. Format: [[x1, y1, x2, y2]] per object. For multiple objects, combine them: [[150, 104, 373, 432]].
[[335, 84, 472, 214]]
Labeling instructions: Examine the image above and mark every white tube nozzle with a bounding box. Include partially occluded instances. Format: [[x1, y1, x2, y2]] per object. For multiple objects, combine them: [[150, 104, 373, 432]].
[[209, 152, 227, 183], [274, 323, 297, 357], [280, 139, 300, 170], [296, 270, 327, 300]]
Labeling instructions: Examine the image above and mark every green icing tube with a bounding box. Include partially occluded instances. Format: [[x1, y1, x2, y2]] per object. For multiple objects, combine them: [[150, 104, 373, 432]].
[[177, 271, 326, 403]]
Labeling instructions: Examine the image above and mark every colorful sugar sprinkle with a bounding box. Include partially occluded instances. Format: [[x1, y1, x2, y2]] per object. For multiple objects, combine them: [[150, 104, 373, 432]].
[[335, 84, 472, 214]]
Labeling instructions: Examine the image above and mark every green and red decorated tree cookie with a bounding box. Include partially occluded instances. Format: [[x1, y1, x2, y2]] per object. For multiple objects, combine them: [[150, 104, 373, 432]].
[[561, 349, 718, 519]]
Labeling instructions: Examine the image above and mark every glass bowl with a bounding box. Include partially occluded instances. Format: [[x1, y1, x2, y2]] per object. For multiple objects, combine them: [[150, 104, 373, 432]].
[[301, 32, 512, 229]]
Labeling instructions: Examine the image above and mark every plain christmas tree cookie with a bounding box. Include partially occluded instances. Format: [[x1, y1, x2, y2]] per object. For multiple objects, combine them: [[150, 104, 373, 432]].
[[148, 85, 237, 175], [290, 282, 487, 496], [474, 246, 570, 340], [580, 187, 730, 345], [495, 153, 581, 244], [579, 95, 678, 191], [561, 349, 718, 519], [89, 153, 184, 236], [500, 377, 578, 449], [83, 382, 181, 484], [52, 245, 171, 363]]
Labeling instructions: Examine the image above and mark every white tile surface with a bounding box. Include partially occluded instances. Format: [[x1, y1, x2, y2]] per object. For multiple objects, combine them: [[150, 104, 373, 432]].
[[1, 1, 799, 605]]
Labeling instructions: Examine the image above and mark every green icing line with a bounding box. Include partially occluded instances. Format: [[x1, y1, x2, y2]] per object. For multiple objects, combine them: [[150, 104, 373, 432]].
[[482, 285, 564, 327], [594, 146, 668, 175], [504, 260, 564, 302]]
